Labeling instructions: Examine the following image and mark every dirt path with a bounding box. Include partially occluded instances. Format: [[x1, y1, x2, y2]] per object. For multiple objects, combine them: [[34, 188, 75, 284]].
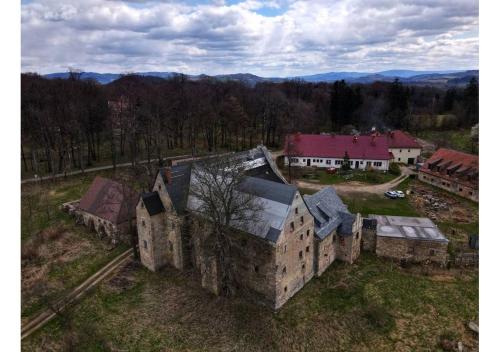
[[21, 248, 133, 340], [21, 155, 192, 184], [294, 166, 414, 195]]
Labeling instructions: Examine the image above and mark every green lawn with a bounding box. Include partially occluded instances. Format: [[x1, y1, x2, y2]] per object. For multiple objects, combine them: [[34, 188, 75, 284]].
[[22, 253, 478, 351]]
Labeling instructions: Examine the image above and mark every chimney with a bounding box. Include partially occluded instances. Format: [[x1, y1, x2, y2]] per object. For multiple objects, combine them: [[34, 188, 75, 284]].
[[389, 131, 395, 138], [353, 135, 358, 143], [371, 135, 376, 146]]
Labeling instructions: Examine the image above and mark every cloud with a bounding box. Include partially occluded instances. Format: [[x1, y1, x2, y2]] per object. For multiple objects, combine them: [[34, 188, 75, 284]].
[[21, 0, 479, 76]]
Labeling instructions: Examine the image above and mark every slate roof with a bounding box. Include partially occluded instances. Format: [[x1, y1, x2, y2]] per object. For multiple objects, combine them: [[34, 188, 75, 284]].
[[141, 192, 165, 216], [78, 176, 139, 224], [385, 130, 422, 148], [284, 133, 392, 160], [303, 187, 354, 240], [163, 163, 192, 214]]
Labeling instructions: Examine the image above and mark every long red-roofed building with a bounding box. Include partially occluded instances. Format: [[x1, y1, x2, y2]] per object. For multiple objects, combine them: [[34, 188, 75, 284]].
[[284, 133, 393, 171], [418, 148, 478, 202]]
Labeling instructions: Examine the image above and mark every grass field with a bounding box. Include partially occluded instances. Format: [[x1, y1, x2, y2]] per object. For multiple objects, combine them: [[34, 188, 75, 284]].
[[21, 168, 478, 351], [22, 253, 478, 351], [21, 169, 131, 321]]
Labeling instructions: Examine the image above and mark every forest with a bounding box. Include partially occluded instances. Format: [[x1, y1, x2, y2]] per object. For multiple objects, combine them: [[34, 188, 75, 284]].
[[21, 72, 479, 176]]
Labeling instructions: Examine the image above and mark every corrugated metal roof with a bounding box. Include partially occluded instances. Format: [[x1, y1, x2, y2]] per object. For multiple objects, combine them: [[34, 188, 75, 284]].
[[368, 214, 448, 242]]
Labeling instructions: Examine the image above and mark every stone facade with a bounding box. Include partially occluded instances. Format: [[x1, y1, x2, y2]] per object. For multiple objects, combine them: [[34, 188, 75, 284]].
[[335, 213, 362, 264], [375, 236, 448, 265], [274, 192, 315, 309], [314, 234, 335, 277], [418, 172, 478, 202]]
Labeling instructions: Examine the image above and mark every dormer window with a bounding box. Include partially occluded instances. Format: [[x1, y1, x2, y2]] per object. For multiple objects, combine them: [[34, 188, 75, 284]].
[[158, 184, 162, 190]]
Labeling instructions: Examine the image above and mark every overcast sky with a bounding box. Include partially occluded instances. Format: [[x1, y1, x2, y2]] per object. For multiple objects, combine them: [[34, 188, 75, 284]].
[[21, 0, 479, 76]]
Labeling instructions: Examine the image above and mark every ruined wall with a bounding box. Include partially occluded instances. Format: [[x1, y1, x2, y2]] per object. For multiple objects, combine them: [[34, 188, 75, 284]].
[[75, 210, 131, 244], [275, 191, 315, 309], [418, 172, 478, 202], [334, 214, 362, 264], [189, 216, 277, 306], [362, 227, 377, 251], [375, 236, 448, 265], [136, 200, 184, 272], [314, 233, 335, 277]]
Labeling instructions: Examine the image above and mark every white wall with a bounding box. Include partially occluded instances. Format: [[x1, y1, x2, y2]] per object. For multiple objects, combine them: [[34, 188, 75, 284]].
[[389, 148, 421, 164], [285, 156, 389, 171]]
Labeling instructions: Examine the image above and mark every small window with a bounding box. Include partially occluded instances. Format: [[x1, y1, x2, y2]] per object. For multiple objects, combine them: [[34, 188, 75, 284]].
[[142, 219, 146, 227], [303, 159, 306, 162], [284, 286, 288, 293], [306, 246, 310, 253], [326, 160, 331, 165], [300, 234, 303, 240], [469, 191, 473, 195], [283, 244, 287, 253], [356, 232, 359, 240], [459, 188, 463, 192], [307, 229, 310, 237], [399, 149, 402, 153], [282, 266, 287, 275], [143, 240, 148, 249], [299, 250, 303, 259], [290, 222, 295, 232], [302, 263, 306, 270], [408, 149, 410, 152], [158, 184, 162, 190], [295, 207, 298, 214], [254, 266, 259, 273], [398, 158, 401, 161], [300, 216, 304, 225]]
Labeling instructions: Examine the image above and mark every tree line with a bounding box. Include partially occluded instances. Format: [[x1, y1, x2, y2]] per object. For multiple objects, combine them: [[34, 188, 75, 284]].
[[21, 72, 479, 176]]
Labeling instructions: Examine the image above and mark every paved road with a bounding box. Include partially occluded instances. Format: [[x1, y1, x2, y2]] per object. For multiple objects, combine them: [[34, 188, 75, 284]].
[[21, 155, 192, 184], [21, 249, 133, 340], [294, 166, 415, 196]]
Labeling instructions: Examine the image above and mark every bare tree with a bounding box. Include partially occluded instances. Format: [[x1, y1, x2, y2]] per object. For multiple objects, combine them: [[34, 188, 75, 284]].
[[189, 154, 264, 296]]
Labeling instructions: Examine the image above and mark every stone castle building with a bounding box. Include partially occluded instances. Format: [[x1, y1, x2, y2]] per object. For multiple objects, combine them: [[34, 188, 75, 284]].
[[136, 146, 362, 309]]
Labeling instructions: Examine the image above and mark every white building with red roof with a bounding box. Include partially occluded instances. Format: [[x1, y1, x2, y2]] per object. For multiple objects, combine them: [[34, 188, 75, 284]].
[[284, 133, 393, 171], [385, 130, 422, 165]]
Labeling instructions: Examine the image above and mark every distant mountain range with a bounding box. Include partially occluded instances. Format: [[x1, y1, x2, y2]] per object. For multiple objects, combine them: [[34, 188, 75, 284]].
[[41, 69, 478, 87]]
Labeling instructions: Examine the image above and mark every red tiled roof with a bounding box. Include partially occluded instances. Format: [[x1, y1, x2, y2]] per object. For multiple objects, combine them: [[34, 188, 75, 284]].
[[420, 148, 479, 187], [78, 176, 139, 224], [284, 134, 392, 160], [385, 130, 422, 148]]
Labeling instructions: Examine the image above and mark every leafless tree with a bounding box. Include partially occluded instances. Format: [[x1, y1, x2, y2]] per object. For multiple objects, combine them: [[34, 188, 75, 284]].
[[189, 154, 264, 296]]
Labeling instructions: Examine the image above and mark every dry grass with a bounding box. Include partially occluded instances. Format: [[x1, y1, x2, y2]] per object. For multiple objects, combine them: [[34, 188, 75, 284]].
[[22, 254, 478, 352]]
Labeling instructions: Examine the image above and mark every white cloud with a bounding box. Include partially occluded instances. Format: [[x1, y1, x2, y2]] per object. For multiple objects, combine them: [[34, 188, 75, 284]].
[[21, 0, 479, 76]]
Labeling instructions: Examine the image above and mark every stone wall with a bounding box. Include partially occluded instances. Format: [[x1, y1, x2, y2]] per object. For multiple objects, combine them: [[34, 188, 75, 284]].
[[74, 210, 132, 244], [314, 233, 335, 277], [418, 171, 478, 202], [335, 213, 362, 264], [136, 200, 184, 272], [274, 191, 315, 309], [376, 236, 448, 265], [361, 228, 377, 251]]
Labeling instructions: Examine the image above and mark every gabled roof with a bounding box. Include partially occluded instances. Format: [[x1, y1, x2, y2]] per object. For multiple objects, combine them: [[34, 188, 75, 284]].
[[385, 130, 422, 149], [78, 176, 139, 224], [165, 164, 192, 214], [284, 134, 392, 160], [141, 192, 165, 216], [237, 177, 297, 205], [303, 187, 354, 239], [420, 148, 479, 187]]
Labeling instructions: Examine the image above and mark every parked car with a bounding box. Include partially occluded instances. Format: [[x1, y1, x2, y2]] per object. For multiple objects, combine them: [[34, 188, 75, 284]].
[[394, 190, 405, 198], [384, 191, 398, 199]]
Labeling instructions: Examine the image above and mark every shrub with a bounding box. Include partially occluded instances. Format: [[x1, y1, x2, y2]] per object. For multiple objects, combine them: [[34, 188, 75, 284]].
[[389, 163, 401, 176]]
